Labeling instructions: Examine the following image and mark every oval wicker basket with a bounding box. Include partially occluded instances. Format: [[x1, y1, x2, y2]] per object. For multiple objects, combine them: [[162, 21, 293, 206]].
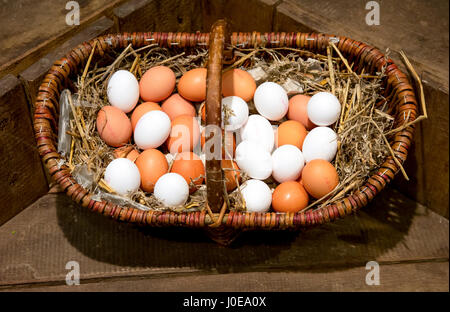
[[33, 20, 418, 245]]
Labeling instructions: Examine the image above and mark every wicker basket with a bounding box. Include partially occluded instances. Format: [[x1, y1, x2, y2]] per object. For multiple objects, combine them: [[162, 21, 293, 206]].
[[33, 20, 418, 245]]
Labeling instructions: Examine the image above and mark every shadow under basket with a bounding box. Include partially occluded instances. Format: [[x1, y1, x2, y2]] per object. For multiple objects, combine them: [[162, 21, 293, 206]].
[[33, 20, 419, 245]]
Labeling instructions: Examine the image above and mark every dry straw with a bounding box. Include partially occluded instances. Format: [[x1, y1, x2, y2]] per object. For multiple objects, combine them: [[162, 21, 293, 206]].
[[65, 41, 423, 213]]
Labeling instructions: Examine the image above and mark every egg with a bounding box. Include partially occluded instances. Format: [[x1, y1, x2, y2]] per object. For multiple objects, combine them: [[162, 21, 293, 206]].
[[222, 160, 240, 191], [134, 110, 171, 150], [107, 70, 140, 113], [139, 66, 176, 102], [307, 92, 341, 126], [166, 115, 200, 153], [222, 68, 256, 102], [239, 114, 275, 153], [135, 149, 168, 192], [272, 181, 309, 213], [161, 93, 196, 121], [271, 145, 305, 183], [178, 68, 207, 102], [222, 96, 249, 131], [201, 129, 236, 158], [302, 159, 339, 199], [302, 126, 338, 162], [287, 94, 316, 130], [240, 179, 272, 213], [154, 173, 189, 206], [235, 140, 272, 180], [131, 102, 162, 130], [96, 106, 132, 147], [253, 82, 289, 121], [104, 158, 141, 195], [170, 152, 205, 193], [275, 120, 307, 150], [113, 146, 140, 162]]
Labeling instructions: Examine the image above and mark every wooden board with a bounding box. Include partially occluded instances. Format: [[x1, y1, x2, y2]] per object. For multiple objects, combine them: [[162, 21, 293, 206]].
[[113, 0, 203, 33], [19, 16, 114, 117], [0, 0, 127, 80], [274, 0, 449, 218], [0, 187, 447, 289], [3, 261, 447, 292], [201, 0, 279, 33], [0, 75, 48, 226]]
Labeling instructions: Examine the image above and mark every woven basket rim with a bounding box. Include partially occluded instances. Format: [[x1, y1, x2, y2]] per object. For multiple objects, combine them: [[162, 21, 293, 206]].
[[33, 30, 418, 230]]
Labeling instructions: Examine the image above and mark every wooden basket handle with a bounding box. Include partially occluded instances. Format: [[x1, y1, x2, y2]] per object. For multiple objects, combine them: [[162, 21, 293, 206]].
[[205, 20, 228, 213]]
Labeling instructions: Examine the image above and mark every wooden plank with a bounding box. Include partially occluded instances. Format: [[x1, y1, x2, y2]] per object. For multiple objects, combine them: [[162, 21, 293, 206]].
[[0, 188, 447, 286], [0, 75, 48, 226], [0, 0, 127, 80], [113, 0, 203, 33], [2, 261, 447, 291], [274, 0, 449, 218], [19, 16, 114, 117], [201, 0, 279, 33]]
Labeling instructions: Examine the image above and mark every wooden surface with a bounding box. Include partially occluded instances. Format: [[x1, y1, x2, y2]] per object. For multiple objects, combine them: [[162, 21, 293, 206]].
[[0, 75, 48, 226], [19, 16, 114, 117], [0, 0, 126, 79], [201, 0, 278, 33], [113, 0, 203, 33], [0, 187, 447, 291], [4, 262, 448, 292]]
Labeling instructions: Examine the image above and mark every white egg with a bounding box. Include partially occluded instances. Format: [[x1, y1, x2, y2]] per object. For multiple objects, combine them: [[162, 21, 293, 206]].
[[134, 110, 171, 150], [302, 126, 338, 162], [271, 145, 305, 183], [240, 179, 272, 213], [107, 70, 140, 113], [307, 92, 341, 126], [239, 114, 275, 153], [104, 158, 141, 195], [235, 140, 272, 180], [222, 96, 249, 131], [154, 173, 189, 207], [253, 82, 289, 121]]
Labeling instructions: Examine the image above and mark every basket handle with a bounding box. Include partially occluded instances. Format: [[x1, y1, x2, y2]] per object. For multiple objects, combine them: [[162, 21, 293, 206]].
[[205, 20, 228, 213]]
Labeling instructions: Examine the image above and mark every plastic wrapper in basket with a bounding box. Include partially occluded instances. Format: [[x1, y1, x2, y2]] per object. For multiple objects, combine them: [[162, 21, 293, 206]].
[[33, 20, 419, 245]]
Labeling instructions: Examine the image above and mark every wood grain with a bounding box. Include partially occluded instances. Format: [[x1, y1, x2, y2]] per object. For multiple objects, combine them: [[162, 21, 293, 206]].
[[201, 0, 279, 33], [113, 0, 203, 33], [19, 16, 114, 118], [0, 0, 126, 79], [0, 75, 48, 226], [4, 261, 447, 291]]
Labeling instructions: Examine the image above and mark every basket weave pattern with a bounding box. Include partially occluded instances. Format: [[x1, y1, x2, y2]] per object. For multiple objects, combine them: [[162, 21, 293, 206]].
[[33, 31, 418, 230]]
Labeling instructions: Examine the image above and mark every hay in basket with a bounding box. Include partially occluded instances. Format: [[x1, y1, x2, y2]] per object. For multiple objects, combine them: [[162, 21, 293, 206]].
[[33, 26, 424, 242]]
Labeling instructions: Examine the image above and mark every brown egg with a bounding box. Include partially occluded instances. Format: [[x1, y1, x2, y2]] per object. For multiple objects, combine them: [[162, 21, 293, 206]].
[[139, 66, 175, 102], [287, 94, 316, 130], [200, 129, 236, 158], [161, 93, 196, 120], [170, 152, 205, 193], [272, 181, 309, 213], [178, 68, 207, 102], [222, 160, 241, 191], [131, 102, 162, 130], [166, 115, 200, 153], [113, 146, 140, 162], [302, 159, 339, 199], [275, 120, 308, 150], [96, 106, 132, 147], [222, 69, 256, 102], [135, 149, 168, 192]]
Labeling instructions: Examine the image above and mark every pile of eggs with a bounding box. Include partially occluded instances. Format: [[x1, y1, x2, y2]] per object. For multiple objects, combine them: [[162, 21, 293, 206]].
[[97, 64, 342, 213]]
